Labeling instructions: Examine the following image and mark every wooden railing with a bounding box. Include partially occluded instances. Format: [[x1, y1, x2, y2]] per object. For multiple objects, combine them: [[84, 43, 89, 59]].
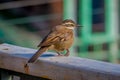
[[0, 43, 120, 80]]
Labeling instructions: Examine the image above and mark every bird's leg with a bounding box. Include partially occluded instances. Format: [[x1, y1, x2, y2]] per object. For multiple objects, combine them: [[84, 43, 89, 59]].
[[56, 52, 64, 56], [64, 49, 70, 56]]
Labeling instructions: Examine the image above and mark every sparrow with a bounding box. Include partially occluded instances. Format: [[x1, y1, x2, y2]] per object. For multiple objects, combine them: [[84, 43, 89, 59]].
[[27, 19, 81, 63]]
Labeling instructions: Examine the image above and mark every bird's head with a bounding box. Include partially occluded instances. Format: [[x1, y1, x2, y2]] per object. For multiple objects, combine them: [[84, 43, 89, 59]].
[[62, 19, 82, 30]]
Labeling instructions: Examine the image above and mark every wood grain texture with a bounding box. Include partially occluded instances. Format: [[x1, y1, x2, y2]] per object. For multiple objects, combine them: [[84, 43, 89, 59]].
[[0, 43, 120, 80]]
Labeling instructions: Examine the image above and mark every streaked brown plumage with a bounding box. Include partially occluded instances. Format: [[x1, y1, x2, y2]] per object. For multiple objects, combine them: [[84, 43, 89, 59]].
[[28, 19, 81, 63]]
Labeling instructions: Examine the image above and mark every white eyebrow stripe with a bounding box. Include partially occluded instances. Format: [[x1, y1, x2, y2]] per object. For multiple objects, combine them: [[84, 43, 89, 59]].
[[65, 23, 74, 25], [65, 27, 74, 30]]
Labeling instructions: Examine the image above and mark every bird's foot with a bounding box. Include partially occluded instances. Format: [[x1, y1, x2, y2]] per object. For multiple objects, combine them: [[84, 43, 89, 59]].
[[56, 52, 64, 56], [57, 54, 64, 56]]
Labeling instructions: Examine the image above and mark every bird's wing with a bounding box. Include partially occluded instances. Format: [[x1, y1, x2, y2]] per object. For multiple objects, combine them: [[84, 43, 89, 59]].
[[37, 30, 63, 47]]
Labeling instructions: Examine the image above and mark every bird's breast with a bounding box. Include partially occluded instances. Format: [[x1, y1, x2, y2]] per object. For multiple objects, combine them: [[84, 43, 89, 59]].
[[53, 31, 74, 52]]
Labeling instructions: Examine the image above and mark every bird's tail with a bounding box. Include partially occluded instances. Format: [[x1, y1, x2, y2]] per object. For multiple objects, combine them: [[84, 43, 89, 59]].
[[28, 47, 47, 63]]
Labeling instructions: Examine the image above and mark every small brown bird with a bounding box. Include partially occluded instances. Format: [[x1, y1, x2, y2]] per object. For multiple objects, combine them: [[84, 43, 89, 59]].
[[28, 19, 81, 63]]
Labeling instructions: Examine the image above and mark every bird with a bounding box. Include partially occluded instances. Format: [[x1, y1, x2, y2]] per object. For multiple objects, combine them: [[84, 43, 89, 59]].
[[27, 19, 82, 63]]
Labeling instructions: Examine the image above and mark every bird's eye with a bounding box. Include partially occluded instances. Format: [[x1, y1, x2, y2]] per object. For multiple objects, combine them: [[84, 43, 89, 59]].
[[70, 24, 74, 26]]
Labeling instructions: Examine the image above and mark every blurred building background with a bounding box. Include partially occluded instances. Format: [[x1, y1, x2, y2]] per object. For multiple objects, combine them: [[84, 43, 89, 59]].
[[0, 0, 119, 63]]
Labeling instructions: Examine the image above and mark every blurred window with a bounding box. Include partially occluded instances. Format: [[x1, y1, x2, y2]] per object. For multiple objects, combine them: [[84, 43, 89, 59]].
[[92, 0, 105, 33]]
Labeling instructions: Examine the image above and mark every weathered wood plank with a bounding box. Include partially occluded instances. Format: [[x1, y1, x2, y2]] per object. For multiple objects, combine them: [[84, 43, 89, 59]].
[[0, 43, 120, 80]]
